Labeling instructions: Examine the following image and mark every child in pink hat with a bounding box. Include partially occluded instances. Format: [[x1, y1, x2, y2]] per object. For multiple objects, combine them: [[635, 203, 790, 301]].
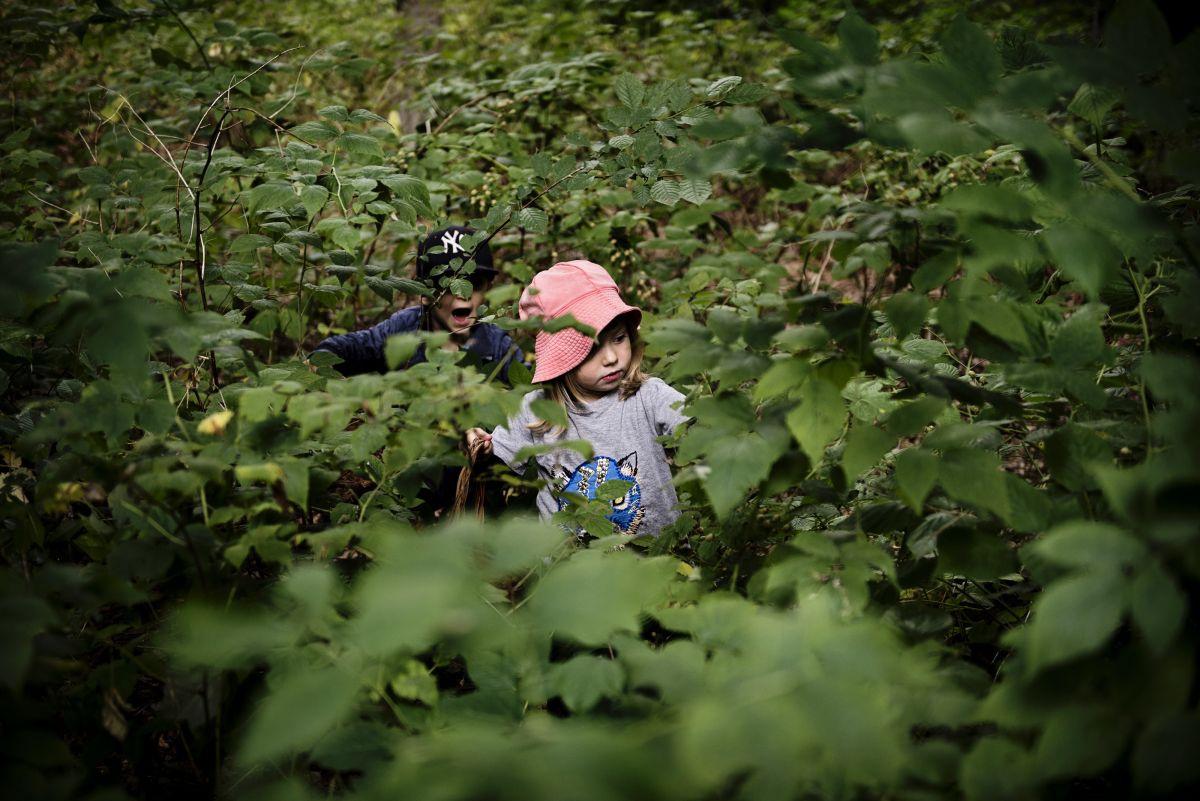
[[467, 260, 689, 538]]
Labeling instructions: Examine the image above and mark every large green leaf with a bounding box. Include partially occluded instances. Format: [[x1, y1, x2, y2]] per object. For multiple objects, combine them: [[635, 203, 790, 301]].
[[697, 432, 782, 519], [841, 425, 894, 480], [1035, 704, 1130, 781], [522, 550, 676, 645], [1130, 558, 1187, 656], [1027, 569, 1127, 671], [1042, 222, 1123, 299], [550, 655, 625, 712], [0, 596, 57, 690], [786, 377, 846, 467], [938, 449, 1010, 522], [894, 448, 938, 512], [245, 181, 296, 214], [239, 665, 360, 765]]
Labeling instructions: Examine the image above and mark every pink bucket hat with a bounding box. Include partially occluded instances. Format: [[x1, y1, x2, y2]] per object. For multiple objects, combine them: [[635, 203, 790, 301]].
[[519, 260, 641, 383]]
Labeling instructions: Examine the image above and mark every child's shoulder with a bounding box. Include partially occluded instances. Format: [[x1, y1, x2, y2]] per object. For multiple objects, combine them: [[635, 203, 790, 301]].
[[518, 387, 546, 410], [632, 376, 681, 400]]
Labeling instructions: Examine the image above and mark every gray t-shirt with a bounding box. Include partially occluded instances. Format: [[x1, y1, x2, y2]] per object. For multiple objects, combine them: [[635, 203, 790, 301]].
[[491, 377, 688, 537]]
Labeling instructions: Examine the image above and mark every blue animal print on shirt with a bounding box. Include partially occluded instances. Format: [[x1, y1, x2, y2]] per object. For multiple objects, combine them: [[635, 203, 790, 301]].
[[554, 452, 646, 535]]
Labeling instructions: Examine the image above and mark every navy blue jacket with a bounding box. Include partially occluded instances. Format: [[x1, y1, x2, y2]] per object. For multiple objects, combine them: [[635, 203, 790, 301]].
[[314, 306, 523, 383]]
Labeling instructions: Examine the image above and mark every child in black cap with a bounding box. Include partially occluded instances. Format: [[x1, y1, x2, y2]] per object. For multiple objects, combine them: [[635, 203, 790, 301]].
[[314, 225, 522, 381]]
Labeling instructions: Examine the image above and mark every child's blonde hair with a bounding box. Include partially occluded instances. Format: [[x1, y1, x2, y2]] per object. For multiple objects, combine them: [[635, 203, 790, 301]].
[[529, 313, 646, 436]]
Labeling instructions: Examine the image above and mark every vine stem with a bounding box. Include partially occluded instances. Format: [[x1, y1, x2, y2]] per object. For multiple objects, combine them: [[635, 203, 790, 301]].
[[1127, 263, 1155, 447]]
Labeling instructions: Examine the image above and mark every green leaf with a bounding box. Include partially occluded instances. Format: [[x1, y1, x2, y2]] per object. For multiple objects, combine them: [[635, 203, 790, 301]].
[[530, 398, 568, 430], [278, 457, 309, 512], [349, 108, 387, 124], [596, 479, 634, 503], [785, 377, 845, 467], [898, 111, 990, 155], [238, 666, 359, 765], [1051, 305, 1106, 368], [289, 119, 340, 143], [229, 234, 273, 254], [1036, 704, 1130, 781], [167, 606, 295, 669], [650, 179, 681, 206], [522, 549, 676, 645], [938, 449, 1010, 521], [940, 184, 1033, 222], [614, 73, 646, 108], [698, 432, 781, 519], [1028, 570, 1127, 671], [1044, 423, 1110, 492], [384, 333, 421, 370], [336, 132, 383, 160], [0, 596, 57, 690], [1104, 0, 1172, 75], [300, 185, 329, 218], [551, 655, 624, 712], [678, 179, 712, 205], [837, 10, 878, 65], [1042, 222, 1123, 299], [940, 15, 1001, 94], [514, 207, 548, 233], [884, 293, 930, 339], [754, 358, 808, 401], [1132, 712, 1200, 795], [1029, 521, 1147, 570], [245, 181, 296, 214], [842, 425, 895, 480], [1068, 83, 1119, 131], [894, 448, 938, 512], [379, 175, 433, 215], [310, 721, 393, 773], [390, 660, 438, 705], [705, 75, 743, 99], [318, 105, 350, 121], [365, 275, 393, 301], [961, 737, 1037, 801], [883, 396, 947, 438], [1130, 559, 1186, 656]]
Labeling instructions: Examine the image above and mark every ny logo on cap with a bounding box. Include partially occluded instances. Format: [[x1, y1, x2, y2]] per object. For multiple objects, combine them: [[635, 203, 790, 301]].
[[441, 230, 466, 255]]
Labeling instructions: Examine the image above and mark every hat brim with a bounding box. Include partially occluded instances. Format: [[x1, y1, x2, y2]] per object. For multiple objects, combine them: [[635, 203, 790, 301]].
[[531, 292, 641, 383]]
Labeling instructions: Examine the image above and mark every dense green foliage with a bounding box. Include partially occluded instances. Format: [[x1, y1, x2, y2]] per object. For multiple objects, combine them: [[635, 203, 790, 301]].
[[2, 1, 1198, 799]]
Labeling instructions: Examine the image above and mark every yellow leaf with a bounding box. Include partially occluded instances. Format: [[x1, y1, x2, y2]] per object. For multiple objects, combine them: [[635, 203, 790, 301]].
[[44, 482, 85, 515], [198, 409, 234, 436], [235, 463, 285, 485]]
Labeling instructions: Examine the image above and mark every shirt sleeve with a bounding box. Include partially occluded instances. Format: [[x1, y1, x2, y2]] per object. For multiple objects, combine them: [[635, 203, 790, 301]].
[[646, 378, 689, 436], [313, 307, 420, 376], [490, 390, 541, 475]]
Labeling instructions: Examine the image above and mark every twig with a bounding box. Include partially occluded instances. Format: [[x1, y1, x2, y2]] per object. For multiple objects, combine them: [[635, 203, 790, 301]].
[[193, 109, 233, 309], [161, 0, 212, 70], [268, 48, 325, 119], [810, 238, 835, 293], [26, 191, 98, 225]]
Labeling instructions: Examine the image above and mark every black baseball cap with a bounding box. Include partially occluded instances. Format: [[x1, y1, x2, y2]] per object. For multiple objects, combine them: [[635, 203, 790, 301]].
[[416, 225, 496, 285]]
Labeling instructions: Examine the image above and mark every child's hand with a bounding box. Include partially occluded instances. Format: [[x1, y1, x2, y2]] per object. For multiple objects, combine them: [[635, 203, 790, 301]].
[[465, 428, 493, 461]]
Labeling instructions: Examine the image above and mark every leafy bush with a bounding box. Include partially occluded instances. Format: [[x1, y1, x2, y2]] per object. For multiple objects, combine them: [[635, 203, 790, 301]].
[[1, 1, 1197, 799]]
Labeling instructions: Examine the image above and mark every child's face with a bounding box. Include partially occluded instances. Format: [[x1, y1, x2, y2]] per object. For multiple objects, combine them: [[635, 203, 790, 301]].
[[571, 319, 632, 401], [426, 280, 490, 344]]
